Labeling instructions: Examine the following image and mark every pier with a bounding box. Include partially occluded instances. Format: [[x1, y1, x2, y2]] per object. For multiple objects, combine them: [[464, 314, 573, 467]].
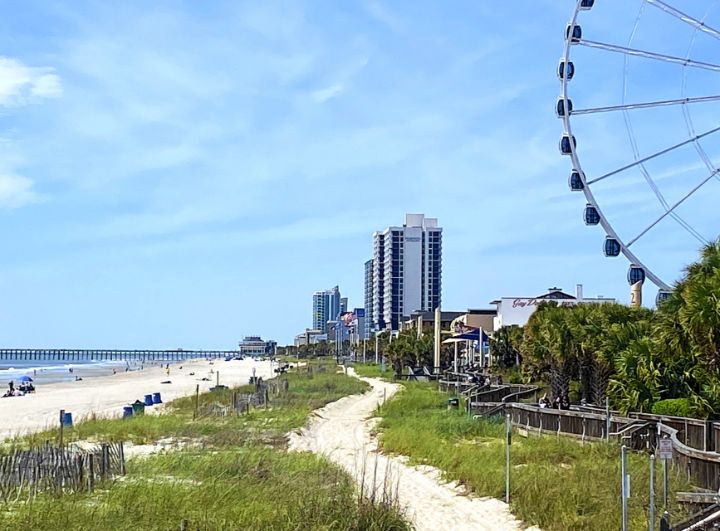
[[0, 349, 240, 362]]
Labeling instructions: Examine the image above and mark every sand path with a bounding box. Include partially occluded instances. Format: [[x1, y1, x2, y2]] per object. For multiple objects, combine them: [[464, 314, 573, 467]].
[[288, 369, 537, 531], [0, 358, 273, 440]]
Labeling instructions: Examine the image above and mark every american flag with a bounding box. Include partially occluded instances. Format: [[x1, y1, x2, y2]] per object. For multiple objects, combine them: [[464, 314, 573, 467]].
[[341, 312, 356, 326]]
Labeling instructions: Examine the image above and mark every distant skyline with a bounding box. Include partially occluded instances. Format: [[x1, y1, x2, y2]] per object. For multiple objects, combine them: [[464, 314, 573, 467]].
[[0, 1, 717, 347]]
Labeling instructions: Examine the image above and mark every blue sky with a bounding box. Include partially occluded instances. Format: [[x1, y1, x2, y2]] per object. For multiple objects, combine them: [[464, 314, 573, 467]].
[[0, 0, 717, 347]]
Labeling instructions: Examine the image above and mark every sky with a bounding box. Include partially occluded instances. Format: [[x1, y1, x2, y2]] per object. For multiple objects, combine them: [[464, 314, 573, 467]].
[[0, 0, 718, 347]]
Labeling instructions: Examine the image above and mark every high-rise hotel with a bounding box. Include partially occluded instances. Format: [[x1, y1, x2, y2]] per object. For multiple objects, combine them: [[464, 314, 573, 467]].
[[366, 214, 442, 332]]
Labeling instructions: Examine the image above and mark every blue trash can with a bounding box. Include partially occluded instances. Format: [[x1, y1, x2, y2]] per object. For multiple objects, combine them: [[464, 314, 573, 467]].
[[122, 405, 133, 418], [62, 412, 73, 426], [152, 392, 162, 404], [144, 394, 154, 406]]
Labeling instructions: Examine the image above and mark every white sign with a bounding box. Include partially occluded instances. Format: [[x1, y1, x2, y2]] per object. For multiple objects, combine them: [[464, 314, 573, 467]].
[[658, 438, 673, 460]]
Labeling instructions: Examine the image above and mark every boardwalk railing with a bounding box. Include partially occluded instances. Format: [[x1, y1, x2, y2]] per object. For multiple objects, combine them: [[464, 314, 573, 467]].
[[0, 442, 125, 500], [467, 392, 720, 491]]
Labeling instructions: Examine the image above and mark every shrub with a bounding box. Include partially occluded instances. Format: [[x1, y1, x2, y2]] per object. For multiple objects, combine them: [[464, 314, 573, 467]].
[[652, 398, 692, 418]]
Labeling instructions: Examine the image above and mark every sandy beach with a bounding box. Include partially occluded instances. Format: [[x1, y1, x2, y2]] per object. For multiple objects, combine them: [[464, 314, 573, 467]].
[[0, 357, 274, 441]]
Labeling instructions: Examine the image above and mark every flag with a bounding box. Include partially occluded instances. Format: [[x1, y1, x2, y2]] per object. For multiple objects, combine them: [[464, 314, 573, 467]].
[[340, 312, 355, 327]]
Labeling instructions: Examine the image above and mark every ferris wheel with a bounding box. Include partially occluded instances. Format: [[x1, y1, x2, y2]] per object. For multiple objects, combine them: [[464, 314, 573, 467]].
[[558, 0, 720, 303]]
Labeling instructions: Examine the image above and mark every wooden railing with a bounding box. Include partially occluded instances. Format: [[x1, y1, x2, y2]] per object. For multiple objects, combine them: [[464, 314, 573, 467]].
[[467, 394, 720, 491]]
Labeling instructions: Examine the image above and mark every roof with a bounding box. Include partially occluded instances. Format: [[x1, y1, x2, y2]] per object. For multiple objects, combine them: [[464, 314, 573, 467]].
[[406, 310, 465, 322], [467, 308, 497, 315]]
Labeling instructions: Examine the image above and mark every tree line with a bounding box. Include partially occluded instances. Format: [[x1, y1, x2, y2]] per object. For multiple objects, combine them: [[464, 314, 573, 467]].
[[497, 240, 720, 418]]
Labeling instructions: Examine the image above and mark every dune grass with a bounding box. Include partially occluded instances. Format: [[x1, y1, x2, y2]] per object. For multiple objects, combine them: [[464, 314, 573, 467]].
[[352, 363, 392, 379], [0, 366, 408, 531], [18, 367, 368, 447], [375, 382, 690, 531]]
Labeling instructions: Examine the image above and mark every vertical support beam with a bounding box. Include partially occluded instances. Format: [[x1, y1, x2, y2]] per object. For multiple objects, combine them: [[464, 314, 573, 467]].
[[433, 306, 441, 374], [621, 445, 629, 531], [505, 412, 511, 504], [649, 454, 655, 531]]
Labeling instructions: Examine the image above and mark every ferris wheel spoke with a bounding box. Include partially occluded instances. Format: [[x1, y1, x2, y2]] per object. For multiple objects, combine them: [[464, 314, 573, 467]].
[[572, 94, 720, 115], [625, 167, 720, 247], [578, 39, 720, 72], [646, 0, 720, 42], [587, 124, 720, 185]]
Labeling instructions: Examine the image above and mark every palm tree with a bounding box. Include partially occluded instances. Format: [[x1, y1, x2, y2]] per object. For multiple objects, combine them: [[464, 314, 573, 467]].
[[490, 325, 524, 368]]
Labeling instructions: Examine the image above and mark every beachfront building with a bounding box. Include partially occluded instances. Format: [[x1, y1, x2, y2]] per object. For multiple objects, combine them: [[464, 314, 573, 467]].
[[401, 310, 465, 334], [491, 285, 616, 329], [312, 286, 342, 334], [371, 213, 442, 332], [294, 329, 327, 347], [364, 259, 373, 340], [239, 336, 276, 357]]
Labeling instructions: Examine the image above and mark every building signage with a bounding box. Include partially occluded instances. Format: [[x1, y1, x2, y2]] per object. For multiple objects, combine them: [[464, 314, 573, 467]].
[[405, 237, 421, 242], [510, 298, 575, 308]]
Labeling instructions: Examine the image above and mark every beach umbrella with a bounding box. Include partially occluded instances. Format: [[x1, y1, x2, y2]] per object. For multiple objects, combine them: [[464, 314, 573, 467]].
[[18, 375, 33, 382]]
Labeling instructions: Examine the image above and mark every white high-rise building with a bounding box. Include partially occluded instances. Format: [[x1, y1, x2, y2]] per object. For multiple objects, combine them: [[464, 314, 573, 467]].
[[371, 214, 442, 331]]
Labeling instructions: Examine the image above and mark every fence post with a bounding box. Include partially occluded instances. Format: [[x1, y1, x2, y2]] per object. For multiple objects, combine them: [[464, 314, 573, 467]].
[[663, 457, 668, 509], [59, 409, 65, 448], [193, 384, 199, 421], [119, 442, 126, 476], [649, 454, 655, 531], [180, 519, 188, 531], [88, 454, 95, 491], [606, 397, 611, 441], [621, 445, 629, 531], [102, 444, 110, 479]]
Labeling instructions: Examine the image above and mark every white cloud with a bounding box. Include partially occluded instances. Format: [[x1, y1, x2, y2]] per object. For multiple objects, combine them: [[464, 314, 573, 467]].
[[0, 174, 39, 208], [311, 83, 344, 103], [0, 56, 62, 106]]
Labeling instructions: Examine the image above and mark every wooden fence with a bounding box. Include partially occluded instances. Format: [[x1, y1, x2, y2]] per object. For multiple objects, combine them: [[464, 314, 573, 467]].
[[0, 442, 125, 500], [465, 388, 720, 491], [195, 379, 290, 418]]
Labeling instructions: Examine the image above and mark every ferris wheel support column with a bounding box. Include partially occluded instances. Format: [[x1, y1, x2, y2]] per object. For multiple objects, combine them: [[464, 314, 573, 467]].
[[630, 281, 643, 308]]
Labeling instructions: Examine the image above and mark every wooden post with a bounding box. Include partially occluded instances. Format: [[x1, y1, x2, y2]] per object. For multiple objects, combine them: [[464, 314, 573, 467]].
[[180, 519, 188, 531], [216, 371, 220, 387], [59, 409, 65, 448], [193, 384, 199, 421], [88, 454, 95, 491], [119, 442, 126, 475], [102, 444, 110, 478]]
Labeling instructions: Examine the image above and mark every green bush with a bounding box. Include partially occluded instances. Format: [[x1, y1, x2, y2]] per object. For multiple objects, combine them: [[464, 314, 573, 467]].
[[651, 398, 692, 417]]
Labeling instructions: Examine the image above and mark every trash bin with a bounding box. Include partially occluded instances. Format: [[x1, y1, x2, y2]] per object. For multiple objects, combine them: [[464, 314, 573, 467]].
[[62, 412, 73, 426], [144, 394, 154, 406], [152, 392, 162, 404], [122, 405, 133, 418], [447, 397, 460, 410], [132, 400, 145, 415]]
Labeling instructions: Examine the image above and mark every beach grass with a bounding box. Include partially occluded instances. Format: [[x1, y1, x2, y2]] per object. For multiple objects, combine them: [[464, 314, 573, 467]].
[[351, 363, 392, 379], [0, 365, 409, 531], [375, 382, 691, 531], [19, 367, 367, 447]]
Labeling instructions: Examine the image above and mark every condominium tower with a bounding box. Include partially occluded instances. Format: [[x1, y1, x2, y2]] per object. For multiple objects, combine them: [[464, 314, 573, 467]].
[[364, 259, 374, 340], [312, 285, 342, 333], [368, 214, 442, 332]]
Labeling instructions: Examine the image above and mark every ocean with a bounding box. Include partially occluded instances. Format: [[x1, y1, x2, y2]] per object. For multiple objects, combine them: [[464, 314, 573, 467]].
[[0, 358, 146, 385]]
